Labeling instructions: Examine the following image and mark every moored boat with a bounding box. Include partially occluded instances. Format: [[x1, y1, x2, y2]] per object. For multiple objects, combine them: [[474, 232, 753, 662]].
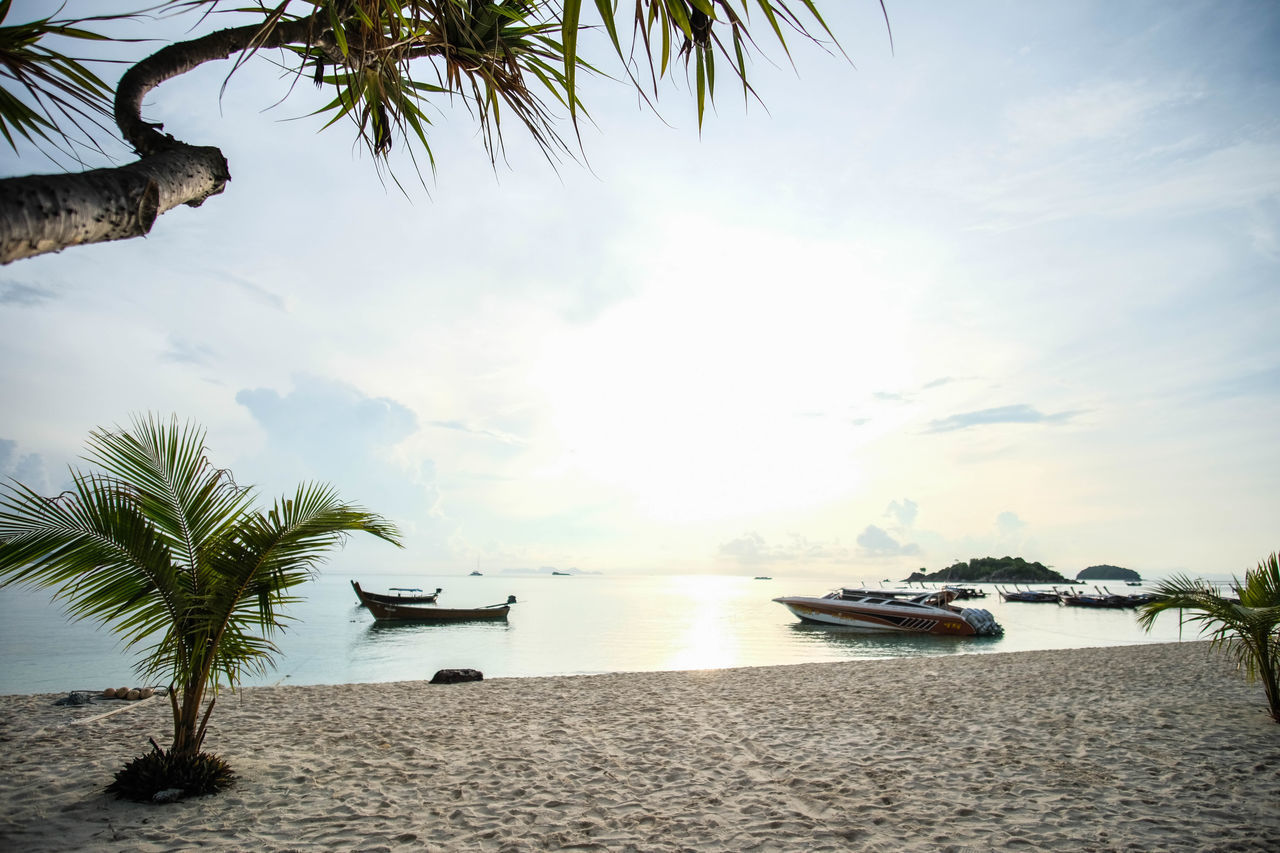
[[998, 585, 1060, 603], [1058, 586, 1157, 609], [773, 588, 1002, 636], [943, 585, 986, 600], [350, 580, 442, 606], [353, 584, 516, 622]]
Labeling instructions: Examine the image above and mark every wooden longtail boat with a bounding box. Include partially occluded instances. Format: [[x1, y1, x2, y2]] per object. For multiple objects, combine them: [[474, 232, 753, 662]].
[[998, 585, 1061, 603], [353, 582, 515, 622], [350, 580, 441, 605]]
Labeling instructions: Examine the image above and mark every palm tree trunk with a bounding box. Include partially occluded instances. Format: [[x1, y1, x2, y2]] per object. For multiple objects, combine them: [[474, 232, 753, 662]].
[[1260, 642, 1280, 722], [171, 677, 213, 758], [0, 15, 319, 265]]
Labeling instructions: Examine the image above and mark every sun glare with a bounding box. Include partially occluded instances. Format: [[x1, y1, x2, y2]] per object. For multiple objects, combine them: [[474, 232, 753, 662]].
[[663, 575, 748, 671], [531, 223, 919, 523]]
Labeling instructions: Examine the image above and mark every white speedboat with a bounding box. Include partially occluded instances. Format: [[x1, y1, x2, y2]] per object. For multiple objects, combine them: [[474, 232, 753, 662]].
[[774, 587, 1003, 636]]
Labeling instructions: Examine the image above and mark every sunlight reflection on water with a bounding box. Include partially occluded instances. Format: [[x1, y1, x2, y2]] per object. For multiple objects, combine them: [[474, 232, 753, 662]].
[[0, 572, 1206, 693]]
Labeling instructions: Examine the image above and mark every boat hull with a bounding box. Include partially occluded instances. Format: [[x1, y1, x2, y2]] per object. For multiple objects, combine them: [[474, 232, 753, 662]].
[[774, 596, 979, 636], [350, 580, 440, 605], [362, 597, 509, 622], [353, 581, 510, 621]]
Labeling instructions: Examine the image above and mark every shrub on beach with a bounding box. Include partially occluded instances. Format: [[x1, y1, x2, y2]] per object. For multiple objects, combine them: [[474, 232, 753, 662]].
[[0, 414, 401, 799], [107, 740, 235, 802]]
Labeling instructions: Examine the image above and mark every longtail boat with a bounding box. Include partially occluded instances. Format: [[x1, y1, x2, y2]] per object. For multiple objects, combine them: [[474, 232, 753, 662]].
[[998, 585, 1060, 603], [353, 583, 515, 622], [350, 580, 442, 606]]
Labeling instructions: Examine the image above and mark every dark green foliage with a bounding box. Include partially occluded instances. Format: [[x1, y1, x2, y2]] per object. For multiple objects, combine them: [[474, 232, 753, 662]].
[[0, 414, 401, 787], [1076, 564, 1140, 582], [106, 739, 235, 802], [905, 556, 1072, 584]]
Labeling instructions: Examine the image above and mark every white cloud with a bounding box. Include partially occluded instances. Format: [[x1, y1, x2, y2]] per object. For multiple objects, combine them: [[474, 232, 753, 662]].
[[886, 498, 918, 529], [856, 525, 921, 559], [0, 439, 53, 496], [1005, 79, 1196, 149], [1, 0, 1277, 576]]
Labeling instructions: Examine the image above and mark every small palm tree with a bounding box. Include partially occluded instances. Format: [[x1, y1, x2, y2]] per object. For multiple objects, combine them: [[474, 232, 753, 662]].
[[1136, 554, 1280, 723], [0, 414, 401, 797]]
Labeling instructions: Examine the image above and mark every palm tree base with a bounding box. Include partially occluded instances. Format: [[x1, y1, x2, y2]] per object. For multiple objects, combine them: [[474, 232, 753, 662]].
[[106, 739, 235, 802]]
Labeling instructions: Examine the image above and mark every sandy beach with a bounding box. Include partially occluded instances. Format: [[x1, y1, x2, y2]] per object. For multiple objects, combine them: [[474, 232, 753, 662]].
[[2, 641, 1277, 852]]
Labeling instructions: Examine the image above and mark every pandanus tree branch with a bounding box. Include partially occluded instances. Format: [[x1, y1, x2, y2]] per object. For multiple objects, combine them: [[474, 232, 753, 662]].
[[0, 14, 322, 265], [0, 1, 853, 266]]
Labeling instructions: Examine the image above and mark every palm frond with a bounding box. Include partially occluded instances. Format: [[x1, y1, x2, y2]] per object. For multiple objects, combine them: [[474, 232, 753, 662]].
[[1137, 558, 1280, 721], [195, 480, 401, 688], [0, 412, 402, 749], [83, 414, 258, 578], [0, 469, 183, 663]]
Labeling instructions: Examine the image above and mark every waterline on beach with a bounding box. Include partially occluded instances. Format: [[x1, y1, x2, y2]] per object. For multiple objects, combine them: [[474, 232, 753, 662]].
[[0, 572, 1199, 694]]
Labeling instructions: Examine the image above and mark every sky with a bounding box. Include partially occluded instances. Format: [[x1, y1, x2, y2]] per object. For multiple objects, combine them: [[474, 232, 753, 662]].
[[1, 1, 1278, 579]]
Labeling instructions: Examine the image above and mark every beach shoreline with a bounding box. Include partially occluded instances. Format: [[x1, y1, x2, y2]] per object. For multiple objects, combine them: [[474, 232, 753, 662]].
[[2, 641, 1278, 851]]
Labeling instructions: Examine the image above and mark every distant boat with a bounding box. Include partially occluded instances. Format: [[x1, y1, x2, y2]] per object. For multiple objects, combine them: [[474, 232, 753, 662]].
[[350, 581, 442, 606], [352, 584, 515, 622], [754, 576, 772, 580], [1059, 586, 1156, 609], [942, 585, 986, 600], [469, 570, 483, 576], [774, 587, 1002, 636], [997, 585, 1060, 603], [551, 571, 571, 576]]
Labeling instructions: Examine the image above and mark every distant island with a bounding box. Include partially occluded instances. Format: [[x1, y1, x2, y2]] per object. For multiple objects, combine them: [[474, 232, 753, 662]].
[[905, 556, 1072, 584], [1075, 564, 1141, 582]]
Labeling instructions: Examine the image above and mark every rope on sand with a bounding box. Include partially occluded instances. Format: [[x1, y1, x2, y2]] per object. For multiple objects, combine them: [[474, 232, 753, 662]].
[[70, 693, 161, 725]]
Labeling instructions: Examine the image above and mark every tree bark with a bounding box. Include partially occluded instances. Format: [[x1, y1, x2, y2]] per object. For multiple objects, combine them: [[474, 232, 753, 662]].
[[0, 16, 319, 265], [0, 145, 228, 265]]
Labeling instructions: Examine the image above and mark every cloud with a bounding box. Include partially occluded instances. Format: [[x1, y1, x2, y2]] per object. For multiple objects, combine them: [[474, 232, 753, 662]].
[[427, 419, 528, 447], [886, 498, 918, 528], [1005, 79, 1196, 149], [0, 439, 52, 495], [996, 511, 1027, 537], [207, 269, 288, 312], [925, 404, 1079, 433], [1186, 364, 1280, 405], [233, 375, 440, 551], [717, 531, 773, 564], [0, 281, 56, 307], [717, 531, 849, 566], [855, 524, 921, 558], [236, 375, 417, 459], [161, 336, 217, 366]]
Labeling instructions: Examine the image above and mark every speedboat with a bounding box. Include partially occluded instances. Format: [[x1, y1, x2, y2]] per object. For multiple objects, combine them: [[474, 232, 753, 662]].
[[773, 587, 1003, 636]]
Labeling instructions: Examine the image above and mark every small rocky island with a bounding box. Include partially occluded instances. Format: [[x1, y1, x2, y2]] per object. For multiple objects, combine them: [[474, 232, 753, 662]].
[[905, 556, 1072, 584], [1074, 564, 1141, 582]]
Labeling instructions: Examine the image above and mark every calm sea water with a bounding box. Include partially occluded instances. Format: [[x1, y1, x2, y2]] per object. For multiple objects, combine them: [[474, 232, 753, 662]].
[[0, 572, 1212, 695]]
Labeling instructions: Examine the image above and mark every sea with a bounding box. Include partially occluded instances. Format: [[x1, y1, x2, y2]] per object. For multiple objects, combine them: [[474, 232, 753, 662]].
[[0, 571, 1221, 696]]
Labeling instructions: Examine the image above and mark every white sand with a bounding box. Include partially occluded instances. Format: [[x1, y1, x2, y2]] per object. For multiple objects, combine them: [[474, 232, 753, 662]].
[[1, 641, 1278, 852]]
